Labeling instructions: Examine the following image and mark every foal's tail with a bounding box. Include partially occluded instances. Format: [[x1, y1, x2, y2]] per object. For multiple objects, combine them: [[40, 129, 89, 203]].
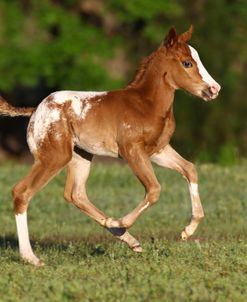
[[0, 96, 35, 117]]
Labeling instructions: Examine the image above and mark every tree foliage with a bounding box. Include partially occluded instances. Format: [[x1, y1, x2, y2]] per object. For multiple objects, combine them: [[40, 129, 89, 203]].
[[0, 0, 122, 91], [0, 0, 246, 161]]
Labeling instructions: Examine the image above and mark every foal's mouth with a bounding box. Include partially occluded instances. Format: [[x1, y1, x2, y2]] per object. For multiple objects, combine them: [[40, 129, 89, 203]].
[[201, 88, 218, 101]]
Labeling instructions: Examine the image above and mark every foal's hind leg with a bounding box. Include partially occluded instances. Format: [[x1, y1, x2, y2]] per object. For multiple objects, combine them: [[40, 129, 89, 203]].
[[151, 144, 204, 240], [13, 148, 72, 266], [64, 149, 142, 252]]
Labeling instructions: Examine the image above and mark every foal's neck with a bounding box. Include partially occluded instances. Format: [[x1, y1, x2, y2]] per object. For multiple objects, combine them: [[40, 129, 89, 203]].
[[133, 52, 175, 116]]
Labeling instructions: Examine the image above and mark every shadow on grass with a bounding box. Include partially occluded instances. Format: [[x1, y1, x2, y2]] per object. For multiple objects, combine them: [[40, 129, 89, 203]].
[[0, 235, 18, 249], [1, 231, 244, 258], [0, 231, 216, 251], [0, 233, 110, 259]]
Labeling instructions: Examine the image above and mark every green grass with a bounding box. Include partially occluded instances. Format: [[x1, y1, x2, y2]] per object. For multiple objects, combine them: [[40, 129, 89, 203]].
[[0, 161, 247, 302]]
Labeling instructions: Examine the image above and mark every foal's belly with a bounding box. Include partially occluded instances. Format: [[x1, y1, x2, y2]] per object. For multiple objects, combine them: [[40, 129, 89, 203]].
[[74, 134, 119, 158]]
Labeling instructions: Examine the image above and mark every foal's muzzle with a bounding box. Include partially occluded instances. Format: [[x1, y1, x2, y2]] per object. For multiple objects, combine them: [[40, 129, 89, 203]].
[[201, 83, 221, 101]]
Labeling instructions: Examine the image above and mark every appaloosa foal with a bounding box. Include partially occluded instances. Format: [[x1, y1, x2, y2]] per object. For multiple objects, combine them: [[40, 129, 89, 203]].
[[0, 26, 220, 266]]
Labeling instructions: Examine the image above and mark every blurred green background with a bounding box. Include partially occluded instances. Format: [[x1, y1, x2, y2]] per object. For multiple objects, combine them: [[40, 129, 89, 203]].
[[0, 0, 246, 163]]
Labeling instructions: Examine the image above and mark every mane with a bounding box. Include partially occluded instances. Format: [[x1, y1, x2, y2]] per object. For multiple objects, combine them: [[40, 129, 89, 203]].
[[127, 50, 159, 88]]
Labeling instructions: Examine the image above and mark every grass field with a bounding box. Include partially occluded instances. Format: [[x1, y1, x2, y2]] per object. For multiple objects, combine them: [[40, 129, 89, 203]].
[[0, 160, 246, 301]]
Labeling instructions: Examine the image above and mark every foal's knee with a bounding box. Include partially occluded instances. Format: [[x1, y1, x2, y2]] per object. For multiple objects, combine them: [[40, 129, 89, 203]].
[[184, 161, 198, 183], [12, 183, 28, 214], [147, 183, 161, 205]]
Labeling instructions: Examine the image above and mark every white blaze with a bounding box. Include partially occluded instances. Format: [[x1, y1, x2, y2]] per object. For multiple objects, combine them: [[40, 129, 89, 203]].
[[189, 45, 217, 87]]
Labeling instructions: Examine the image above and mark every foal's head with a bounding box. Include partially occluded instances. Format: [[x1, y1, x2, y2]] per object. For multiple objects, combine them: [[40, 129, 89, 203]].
[[161, 26, 221, 101]]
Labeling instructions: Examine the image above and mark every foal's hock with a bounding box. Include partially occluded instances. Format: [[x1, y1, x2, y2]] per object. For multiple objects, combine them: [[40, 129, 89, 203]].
[[0, 26, 220, 266]]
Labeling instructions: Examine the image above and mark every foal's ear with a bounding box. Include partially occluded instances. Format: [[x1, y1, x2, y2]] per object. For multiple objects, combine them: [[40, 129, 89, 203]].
[[163, 27, 177, 47], [178, 25, 193, 43]]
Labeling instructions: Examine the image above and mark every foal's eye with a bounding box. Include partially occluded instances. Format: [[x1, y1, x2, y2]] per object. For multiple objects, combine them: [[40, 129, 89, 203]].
[[182, 60, 192, 68]]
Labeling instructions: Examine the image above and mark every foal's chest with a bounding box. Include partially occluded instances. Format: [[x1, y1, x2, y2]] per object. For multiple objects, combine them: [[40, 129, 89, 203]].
[[143, 113, 175, 154]]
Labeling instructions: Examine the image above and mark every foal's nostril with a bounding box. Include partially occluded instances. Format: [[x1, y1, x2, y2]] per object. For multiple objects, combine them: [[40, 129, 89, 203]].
[[210, 83, 221, 94]]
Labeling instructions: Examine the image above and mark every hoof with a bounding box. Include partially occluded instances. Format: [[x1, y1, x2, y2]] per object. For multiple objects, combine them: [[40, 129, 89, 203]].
[[181, 230, 190, 241], [132, 245, 143, 253], [118, 231, 142, 252], [106, 225, 142, 252], [35, 259, 45, 267], [22, 255, 44, 267]]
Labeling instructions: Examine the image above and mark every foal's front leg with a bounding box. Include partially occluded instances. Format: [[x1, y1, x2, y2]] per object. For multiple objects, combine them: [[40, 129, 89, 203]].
[[151, 144, 204, 240], [106, 143, 161, 229]]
